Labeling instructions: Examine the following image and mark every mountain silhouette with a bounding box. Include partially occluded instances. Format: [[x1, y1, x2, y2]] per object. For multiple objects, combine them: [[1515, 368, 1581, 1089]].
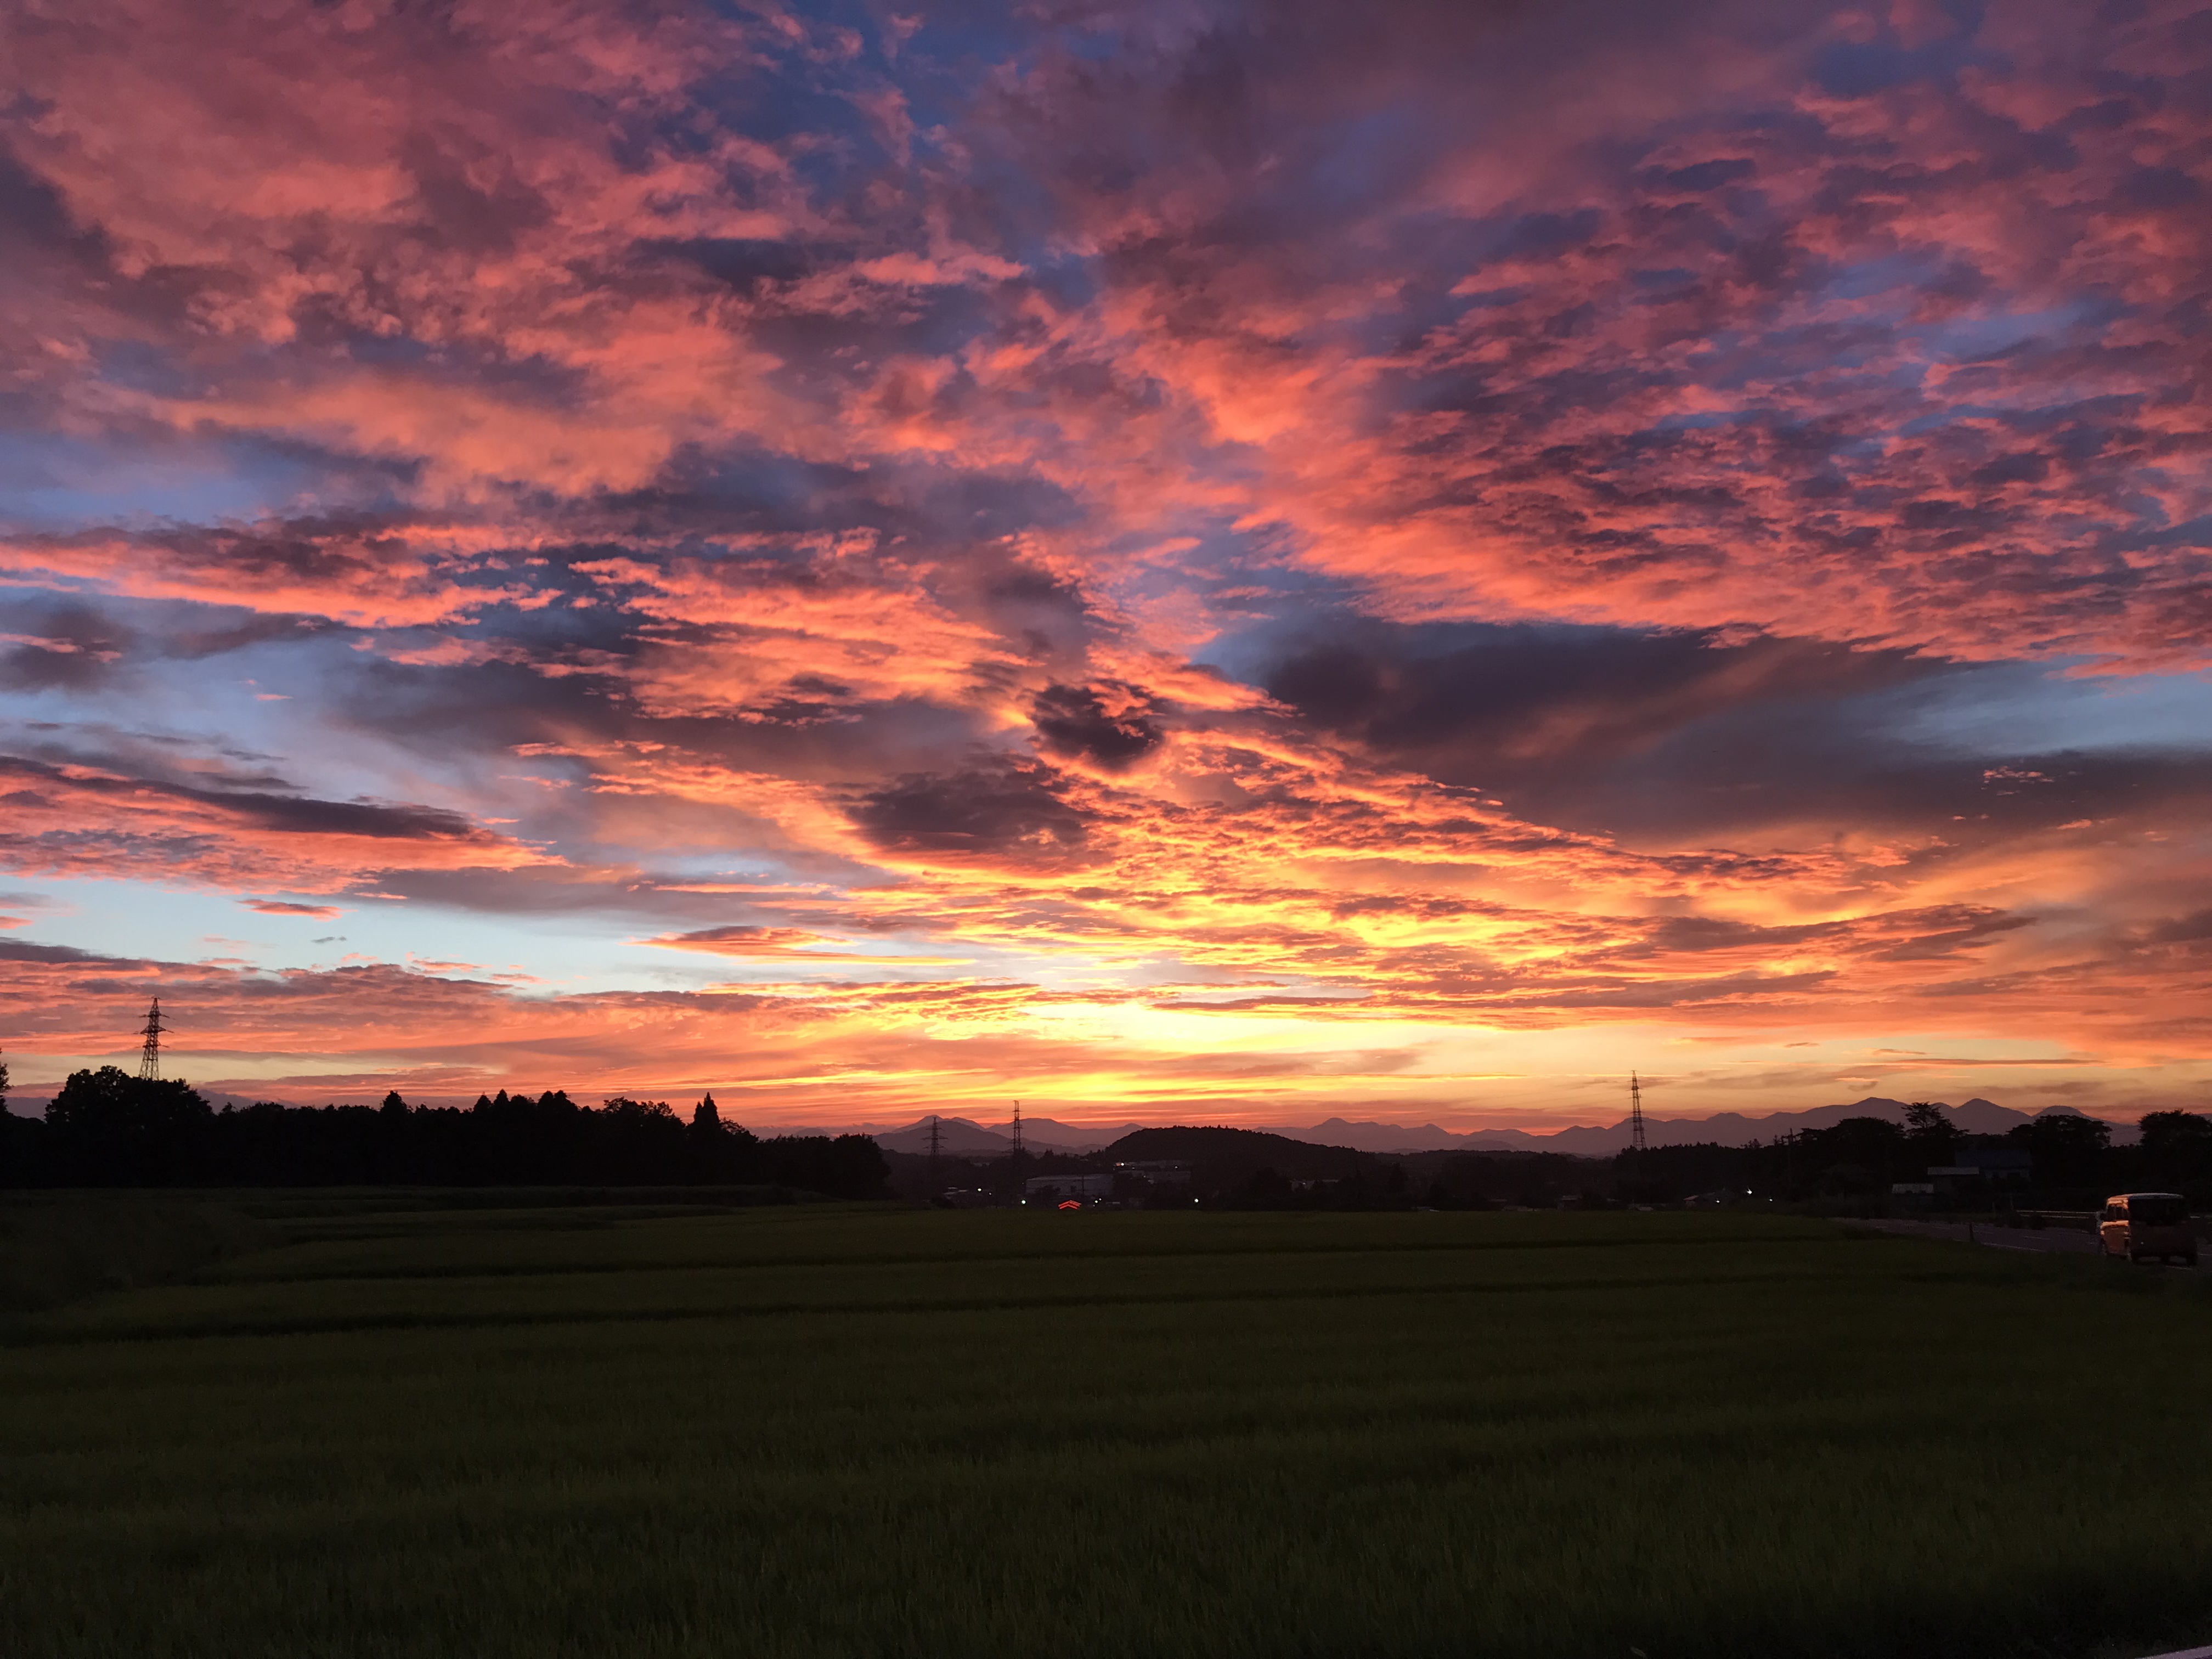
[[1299, 1097, 2113, 1154], [866, 1115, 1149, 1154]]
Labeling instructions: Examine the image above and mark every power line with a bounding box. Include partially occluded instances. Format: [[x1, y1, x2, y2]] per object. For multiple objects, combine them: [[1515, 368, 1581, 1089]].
[[138, 997, 166, 1081]]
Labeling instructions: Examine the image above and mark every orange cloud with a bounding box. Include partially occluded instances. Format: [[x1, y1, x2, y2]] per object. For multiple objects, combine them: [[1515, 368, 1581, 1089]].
[[639, 926, 969, 965], [3, 0, 2210, 1126]]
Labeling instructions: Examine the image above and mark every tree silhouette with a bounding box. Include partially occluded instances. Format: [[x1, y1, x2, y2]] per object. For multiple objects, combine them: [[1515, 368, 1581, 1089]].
[[44, 1066, 213, 1184], [0, 1076, 890, 1198], [2138, 1111, 2212, 1183], [0, 1049, 34, 1188], [2009, 1113, 2112, 1188], [1902, 1101, 1956, 1164]]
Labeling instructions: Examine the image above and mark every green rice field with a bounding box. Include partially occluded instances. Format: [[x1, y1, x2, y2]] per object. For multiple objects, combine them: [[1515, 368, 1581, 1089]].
[[5, 1199, 2212, 1658]]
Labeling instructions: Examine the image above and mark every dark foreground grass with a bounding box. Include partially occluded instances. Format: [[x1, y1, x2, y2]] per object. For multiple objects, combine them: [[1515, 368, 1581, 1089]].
[[0, 1194, 270, 1312], [5, 1203, 2211, 1659]]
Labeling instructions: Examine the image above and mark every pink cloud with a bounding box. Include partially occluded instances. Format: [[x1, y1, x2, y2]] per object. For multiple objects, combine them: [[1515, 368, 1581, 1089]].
[[241, 900, 345, 919], [2, 0, 2209, 1123]]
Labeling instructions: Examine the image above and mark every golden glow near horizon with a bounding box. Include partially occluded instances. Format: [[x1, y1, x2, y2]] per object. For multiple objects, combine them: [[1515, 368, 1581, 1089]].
[[1, 0, 2210, 1128]]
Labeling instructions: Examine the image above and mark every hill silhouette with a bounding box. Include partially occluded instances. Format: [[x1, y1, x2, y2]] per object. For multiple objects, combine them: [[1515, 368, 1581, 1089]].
[[1104, 1126, 1369, 1182]]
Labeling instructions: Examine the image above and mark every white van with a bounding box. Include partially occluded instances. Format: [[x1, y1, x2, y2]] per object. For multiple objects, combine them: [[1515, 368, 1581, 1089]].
[[2097, 1193, 2197, 1266]]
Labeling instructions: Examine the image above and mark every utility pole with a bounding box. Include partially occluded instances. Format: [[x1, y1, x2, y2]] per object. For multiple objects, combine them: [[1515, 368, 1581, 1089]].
[[1629, 1071, 1647, 1155], [137, 997, 166, 1081]]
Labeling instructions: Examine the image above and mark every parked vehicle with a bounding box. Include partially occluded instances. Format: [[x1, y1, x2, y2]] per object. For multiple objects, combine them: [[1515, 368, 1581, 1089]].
[[2098, 1192, 2198, 1266]]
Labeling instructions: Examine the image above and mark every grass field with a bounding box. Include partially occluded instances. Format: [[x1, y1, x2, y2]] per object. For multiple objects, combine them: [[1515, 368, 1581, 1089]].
[[5, 1200, 2212, 1659]]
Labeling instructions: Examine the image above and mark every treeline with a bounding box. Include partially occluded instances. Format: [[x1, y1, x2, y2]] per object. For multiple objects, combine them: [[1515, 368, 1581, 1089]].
[[1612, 1107, 2212, 1207], [0, 1067, 890, 1198], [917, 1110, 2212, 1213]]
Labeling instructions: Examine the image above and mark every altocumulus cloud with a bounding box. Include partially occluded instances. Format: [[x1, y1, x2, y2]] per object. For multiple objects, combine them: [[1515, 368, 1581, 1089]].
[[0, 0, 2207, 1122]]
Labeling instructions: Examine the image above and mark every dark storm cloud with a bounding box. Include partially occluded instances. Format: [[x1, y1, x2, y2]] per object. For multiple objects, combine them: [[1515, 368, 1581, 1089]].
[[0, 596, 334, 691], [1254, 617, 2212, 844], [853, 757, 1091, 863], [335, 627, 996, 793], [1261, 620, 1927, 772], [1630, 910, 2040, 962], [156, 612, 331, 660], [0, 937, 108, 966], [1564, 717, 2212, 845], [2144, 909, 2212, 946], [0, 752, 498, 843], [0, 603, 129, 691], [174, 782, 487, 842], [0, 514, 512, 630], [1030, 682, 1164, 769]]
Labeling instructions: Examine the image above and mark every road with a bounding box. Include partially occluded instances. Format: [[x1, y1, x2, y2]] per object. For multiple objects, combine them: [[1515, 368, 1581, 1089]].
[[1855, 1217, 2206, 1271]]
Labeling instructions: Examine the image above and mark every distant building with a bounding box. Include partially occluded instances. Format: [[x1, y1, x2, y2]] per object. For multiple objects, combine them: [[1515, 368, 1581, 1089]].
[[1025, 1172, 1115, 1199], [1927, 1149, 2033, 1185], [1962, 1148, 2033, 1182], [1114, 1160, 1192, 1186]]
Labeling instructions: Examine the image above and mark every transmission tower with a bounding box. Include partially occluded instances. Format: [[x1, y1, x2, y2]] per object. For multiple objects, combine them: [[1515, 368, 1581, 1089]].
[[926, 1113, 943, 1186], [137, 997, 166, 1081], [1010, 1099, 1024, 1163], [1628, 1071, 1647, 1155]]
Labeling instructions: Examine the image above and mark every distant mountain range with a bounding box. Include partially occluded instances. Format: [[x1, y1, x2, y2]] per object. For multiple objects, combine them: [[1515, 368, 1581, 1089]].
[[1297, 1097, 2119, 1154], [862, 1097, 2123, 1158], [866, 1116, 1151, 1154], [5, 1096, 2128, 1155]]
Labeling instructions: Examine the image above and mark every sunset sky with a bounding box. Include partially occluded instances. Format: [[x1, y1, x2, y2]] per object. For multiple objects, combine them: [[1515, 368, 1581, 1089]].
[[3, 0, 2210, 1130]]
